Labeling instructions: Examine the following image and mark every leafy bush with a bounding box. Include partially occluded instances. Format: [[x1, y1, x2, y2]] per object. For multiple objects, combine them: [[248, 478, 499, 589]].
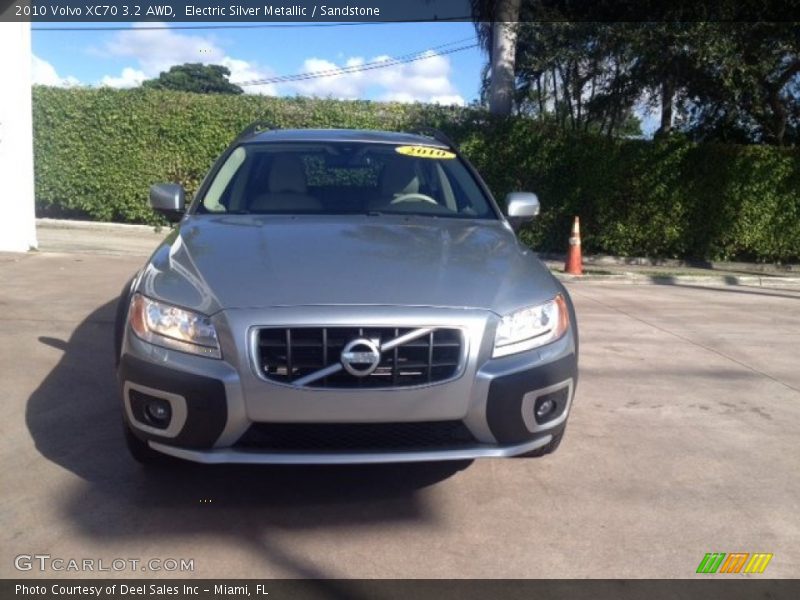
[[32, 87, 800, 262]]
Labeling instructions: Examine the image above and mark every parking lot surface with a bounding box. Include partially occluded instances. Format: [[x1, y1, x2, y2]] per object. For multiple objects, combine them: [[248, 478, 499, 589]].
[[1, 249, 798, 578]]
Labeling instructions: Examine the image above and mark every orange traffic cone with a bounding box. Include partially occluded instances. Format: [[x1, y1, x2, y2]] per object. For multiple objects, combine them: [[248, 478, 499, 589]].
[[565, 216, 583, 276]]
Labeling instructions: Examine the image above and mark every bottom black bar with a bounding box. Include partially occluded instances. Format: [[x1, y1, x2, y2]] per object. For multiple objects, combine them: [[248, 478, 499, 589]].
[[3, 580, 799, 600]]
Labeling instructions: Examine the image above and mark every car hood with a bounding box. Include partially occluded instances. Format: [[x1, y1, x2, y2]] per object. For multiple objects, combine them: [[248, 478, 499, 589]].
[[138, 215, 559, 315]]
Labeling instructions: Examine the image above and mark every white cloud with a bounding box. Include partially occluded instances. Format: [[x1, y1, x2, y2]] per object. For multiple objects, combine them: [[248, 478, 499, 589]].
[[100, 67, 146, 89], [98, 23, 276, 94], [92, 25, 463, 103], [290, 57, 368, 99], [31, 54, 79, 87], [102, 22, 224, 75], [219, 57, 277, 95], [286, 50, 465, 105], [429, 95, 466, 106], [375, 51, 465, 105]]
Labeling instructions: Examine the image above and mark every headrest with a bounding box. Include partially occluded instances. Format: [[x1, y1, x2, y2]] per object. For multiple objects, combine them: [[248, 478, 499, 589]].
[[268, 155, 308, 194]]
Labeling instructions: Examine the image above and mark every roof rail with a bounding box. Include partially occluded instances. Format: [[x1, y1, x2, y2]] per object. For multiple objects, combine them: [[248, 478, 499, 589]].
[[235, 120, 276, 141], [415, 127, 458, 151]]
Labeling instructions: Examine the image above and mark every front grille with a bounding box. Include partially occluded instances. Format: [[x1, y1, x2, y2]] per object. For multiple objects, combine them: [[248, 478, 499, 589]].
[[235, 421, 478, 452], [256, 327, 463, 388]]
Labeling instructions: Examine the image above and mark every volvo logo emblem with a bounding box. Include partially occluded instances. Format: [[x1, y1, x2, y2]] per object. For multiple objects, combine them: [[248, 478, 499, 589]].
[[340, 338, 381, 377]]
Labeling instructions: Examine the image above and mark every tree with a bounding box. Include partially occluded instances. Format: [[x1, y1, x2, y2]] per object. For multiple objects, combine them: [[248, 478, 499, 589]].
[[623, 23, 697, 137], [676, 23, 800, 145], [620, 22, 800, 144], [471, 15, 800, 145], [476, 20, 643, 136], [471, 1, 643, 134], [142, 63, 243, 95], [485, 0, 522, 116]]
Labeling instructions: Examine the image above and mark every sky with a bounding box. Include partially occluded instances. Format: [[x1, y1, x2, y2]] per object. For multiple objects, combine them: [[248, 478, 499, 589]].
[[31, 21, 485, 106], [31, 21, 659, 135]]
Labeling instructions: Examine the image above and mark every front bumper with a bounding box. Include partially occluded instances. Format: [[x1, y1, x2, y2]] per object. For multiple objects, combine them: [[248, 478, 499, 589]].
[[119, 305, 577, 464], [147, 436, 556, 465]]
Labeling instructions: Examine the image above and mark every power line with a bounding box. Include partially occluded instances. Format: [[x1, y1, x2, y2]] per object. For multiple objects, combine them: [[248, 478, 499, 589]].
[[32, 18, 473, 32], [234, 37, 478, 87], [239, 43, 478, 87], [30, 24, 479, 91]]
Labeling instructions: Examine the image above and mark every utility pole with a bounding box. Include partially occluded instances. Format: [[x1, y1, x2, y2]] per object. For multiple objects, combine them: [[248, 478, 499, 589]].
[[488, 0, 522, 116], [0, 21, 38, 252]]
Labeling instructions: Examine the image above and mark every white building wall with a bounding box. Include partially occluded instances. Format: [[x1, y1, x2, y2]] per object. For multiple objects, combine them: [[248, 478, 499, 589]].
[[0, 22, 38, 252]]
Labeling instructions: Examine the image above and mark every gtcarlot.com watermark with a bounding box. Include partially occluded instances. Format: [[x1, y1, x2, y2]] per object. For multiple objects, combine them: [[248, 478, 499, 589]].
[[14, 554, 194, 573]]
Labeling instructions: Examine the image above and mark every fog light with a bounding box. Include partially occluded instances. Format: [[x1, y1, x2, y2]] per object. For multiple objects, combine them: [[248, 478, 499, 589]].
[[145, 399, 171, 426], [535, 398, 556, 420], [528, 385, 570, 426]]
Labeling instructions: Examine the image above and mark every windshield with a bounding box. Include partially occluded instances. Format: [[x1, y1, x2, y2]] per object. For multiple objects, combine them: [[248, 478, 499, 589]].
[[195, 141, 497, 219]]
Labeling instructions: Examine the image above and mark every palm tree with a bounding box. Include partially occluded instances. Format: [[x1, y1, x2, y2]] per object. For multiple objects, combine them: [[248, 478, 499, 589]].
[[472, 0, 522, 116]]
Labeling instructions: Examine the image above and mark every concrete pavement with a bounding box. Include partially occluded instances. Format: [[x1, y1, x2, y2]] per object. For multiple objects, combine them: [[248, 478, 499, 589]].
[[33, 218, 800, 288], [1, 248, 798, 578], [34, 218, 167, 257]]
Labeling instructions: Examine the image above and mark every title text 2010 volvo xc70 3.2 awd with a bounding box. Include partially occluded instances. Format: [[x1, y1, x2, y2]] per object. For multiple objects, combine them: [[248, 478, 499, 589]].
[[114, 125, 579, 465]]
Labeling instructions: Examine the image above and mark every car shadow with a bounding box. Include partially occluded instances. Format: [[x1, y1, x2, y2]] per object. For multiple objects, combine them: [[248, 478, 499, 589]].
[[25, 299, 471, 579]]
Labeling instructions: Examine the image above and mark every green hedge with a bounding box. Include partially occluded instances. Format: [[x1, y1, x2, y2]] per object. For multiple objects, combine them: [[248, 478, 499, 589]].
[[32, 87, 800, 262]]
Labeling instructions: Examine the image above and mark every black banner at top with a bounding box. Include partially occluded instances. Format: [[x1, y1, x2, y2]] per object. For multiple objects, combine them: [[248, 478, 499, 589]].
[[3, 0, 465, 22], [3, 0, 800, 23]]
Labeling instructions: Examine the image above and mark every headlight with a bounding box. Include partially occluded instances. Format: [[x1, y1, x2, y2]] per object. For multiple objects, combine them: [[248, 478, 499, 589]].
[[493, 294, 570, 358], [129, 293, 221, 359]]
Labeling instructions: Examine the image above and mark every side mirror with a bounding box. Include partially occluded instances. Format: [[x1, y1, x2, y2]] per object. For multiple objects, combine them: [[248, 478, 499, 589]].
[[150, 183, 186, 223], [505, 192, 540, 231]]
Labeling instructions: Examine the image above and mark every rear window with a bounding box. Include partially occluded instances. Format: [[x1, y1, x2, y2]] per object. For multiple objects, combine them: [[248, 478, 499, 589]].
[[195, 141, 496, 219]]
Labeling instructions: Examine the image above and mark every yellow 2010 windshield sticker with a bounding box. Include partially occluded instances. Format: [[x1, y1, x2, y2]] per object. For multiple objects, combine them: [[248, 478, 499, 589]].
[[395, 145, 456, 159]]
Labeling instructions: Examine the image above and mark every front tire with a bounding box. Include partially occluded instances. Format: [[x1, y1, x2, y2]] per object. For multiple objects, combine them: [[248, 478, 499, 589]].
[[114, 277, 135, 367], [124, 421, 169, 465]]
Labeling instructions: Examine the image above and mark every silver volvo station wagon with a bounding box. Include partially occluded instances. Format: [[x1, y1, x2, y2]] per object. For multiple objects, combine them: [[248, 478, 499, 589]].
[[115, 125, 579, 465]]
